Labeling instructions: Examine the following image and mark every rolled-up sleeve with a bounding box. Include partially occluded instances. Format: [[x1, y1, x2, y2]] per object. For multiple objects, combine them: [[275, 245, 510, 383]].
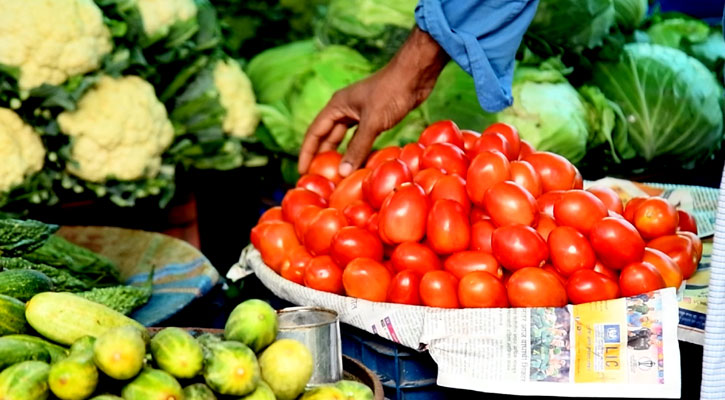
[[415, 0, 539, 112]]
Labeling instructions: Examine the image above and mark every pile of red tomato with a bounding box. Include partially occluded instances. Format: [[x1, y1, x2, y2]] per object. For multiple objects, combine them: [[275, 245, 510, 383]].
[[250, 121, 702, 308]]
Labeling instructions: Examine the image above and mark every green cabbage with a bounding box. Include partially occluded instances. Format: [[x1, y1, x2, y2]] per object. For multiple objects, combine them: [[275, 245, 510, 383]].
[[592, 43, 724, 163], [645, 18, 725, 74], [613, 0, 648, 31], [527, 0, 616, 52]]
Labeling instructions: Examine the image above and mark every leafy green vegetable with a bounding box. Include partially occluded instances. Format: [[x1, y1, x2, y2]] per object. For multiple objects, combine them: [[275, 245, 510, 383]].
[[578, 85, 633, 163], [592, 43, 724, 164], [0, 219, 58, 257], [613, 0, 648, 31], [76, 270, 153, 315], [527, 0, 616, 53], [0, 258, 89, 292]]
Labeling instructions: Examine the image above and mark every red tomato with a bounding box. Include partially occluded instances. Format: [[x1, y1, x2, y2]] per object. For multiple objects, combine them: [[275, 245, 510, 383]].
[[294, 204, 323, 241], [390, 241, 442, 274], [647, 235, 699, 279], [258, 206, 283, 224], [330, 226, 383, 268], [509, 160, 542, 198], [470, 207, 489, 224], [430, 174, 471, 214], [484, 181, 538, 227], [634, 197, 679, 239], [506, 267, 567, 307], [619, 262, 665, 297], [589, 217, 645, 270], [548, 226, 596, 276], [366, 212, 379, 236], [378, 182, 429, 244], [461, 130, 480, 153], [342, 200, 374, 228], [623, 197, 646, 224], [542, 264, 567, 286], [383, 260, 395, 274], [304, 208, 347, 256], [470, 133, 514, 160], [553, 190, 608, 235], [642, 248, 683, 289], [296, 174, 335, 201], [491, 225, 548, 271], [537, 190, 565, 217], [304, 256, 343, 294], [459, 271, 509, 308], [257, 221, 300, 273], [677, 209, 698, 234], [566, 270, 620, 304], [678, 231, 703, 259], [518, 139, 536, 160], [594, 261, 619, 281], [586, 186, 623, 215], [535, 214, 557, 241], [572, 169, 583, 190], [387, 270, 422, 305], [329, 168, 370, 210], [444, 251, 501, 280], [523, 152, 577, 192], [418, 120, 464, 149], [363, 159, 412, 209], [250, 223, 264, 249], [365, 146, 402, 170], [466, 151, 510, 207], [427, 199, 470, 254], [414, 168, 446, 195], [309, 151, 343, 184], [342, 258, 392, 302], [470, 220, 496, 253], [398, 143, 425, 176], [280, 246, 311, 285], [420, 270, 460, 308], [484, 123, 520, 157], [420, 143, 469, 177], [281, 188, 327, 222]]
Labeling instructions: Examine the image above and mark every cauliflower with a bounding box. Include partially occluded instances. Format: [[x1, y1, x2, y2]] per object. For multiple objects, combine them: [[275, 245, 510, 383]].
[[136, 0, 198, 38], [213, 59, 260, 138], [0, 0, 112, 91], [0, 108, 46, 193], [57, 75, 174, 183]]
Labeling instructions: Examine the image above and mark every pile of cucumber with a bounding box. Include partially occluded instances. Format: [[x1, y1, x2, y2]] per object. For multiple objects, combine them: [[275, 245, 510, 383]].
[[0, 292, 373, 400]]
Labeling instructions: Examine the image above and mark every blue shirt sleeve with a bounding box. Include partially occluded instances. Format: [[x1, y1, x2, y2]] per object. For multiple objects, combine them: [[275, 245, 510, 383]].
[[415, 0, 539, 113]]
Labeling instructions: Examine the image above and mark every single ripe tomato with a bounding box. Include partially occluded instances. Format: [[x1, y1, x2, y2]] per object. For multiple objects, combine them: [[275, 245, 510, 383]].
[[518, 139, 536, 160], [309, 151, 343, 184], [509, 160, 542, 198], [483, 122, 521, 158], [566, 270, 620, 304], [470, 132, 514, 160], [572, 169, 583, 190], [537, 190, 565, 217], [281, 188, 327, 222], [366, 212, 379, 236], [444, 251, 501, 280], [677, 209, 698, 234], [470, 207, 489, 223], [378, 182, 429, 244], [678, 231, 703, 259], [470, 220, 496, 253], [484, 181, 538, 227], [418, 120, 464, 149], [258, 206, 283, 224], [398, 143, 425, 176], [623, 197, 646, 224], [427, 199, 470, 254], [420, 270, 460, 308], [296, 174, 336, 201], [506, 267, 567, 307], [304, 255, 343, 294], [330, 226, 384, 268], [365, 146, 402, 170], [553, 190, 608, 235], [542, 264, 567, 286], [342, 258, 392, 302], [466, 150, 510, 207], [619, 262, 666, 297], [294, 204, 323, 241], [647, 235, 699, 279], [363, 159, 412, 209], [586, 186, 623, 215], [594, 261, 619, 281], [329, 168, 371, 210], [304, 208, 347, 256], [548, 226, 596, 277], [458, 271, 509, 308], [414, 168, 446, 195], [420, 143, 469, 177], [523, 152, 577, 192], [462, 130, 480, 153], [589, 217, 645, 270], [535, 214, 557, 241], [642, 248, 683, 289], [256, 221, 300, 273], [390, 241, 442, 274], [430, 174, 471, 214], [634, 197, 679, 239], [280, 246, 312, 285], [388, 270, 422, 305], [343, 200, 375, 228], [491, 225, 548, 271]]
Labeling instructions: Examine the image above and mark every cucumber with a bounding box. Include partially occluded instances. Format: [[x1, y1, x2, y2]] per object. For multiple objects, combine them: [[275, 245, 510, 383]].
[[25, 292, 148, 346], [2, 335, 68, 363], [49, 348, 98, 400], [93, 326, 146, 380], [0, 338, 50, 370], [0, 294, 28, 335], [70, 336, 95, 356], [121, 369, 183, 400], [0, 361, 50, 400], [89, 396, 123, 400], [183, 384, 217, 400], [203, 341, 260, 396], [0, 270, 53, 301], [150, 327, 203, 379]]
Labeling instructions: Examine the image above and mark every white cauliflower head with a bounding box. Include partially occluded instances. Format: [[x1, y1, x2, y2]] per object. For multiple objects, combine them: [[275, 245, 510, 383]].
[[136, 0, 198, 38], [213, 59, 260, 138], [57, 75, 174, 183], [0, 0, 113, 91], [0, 108, 46, 193]]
